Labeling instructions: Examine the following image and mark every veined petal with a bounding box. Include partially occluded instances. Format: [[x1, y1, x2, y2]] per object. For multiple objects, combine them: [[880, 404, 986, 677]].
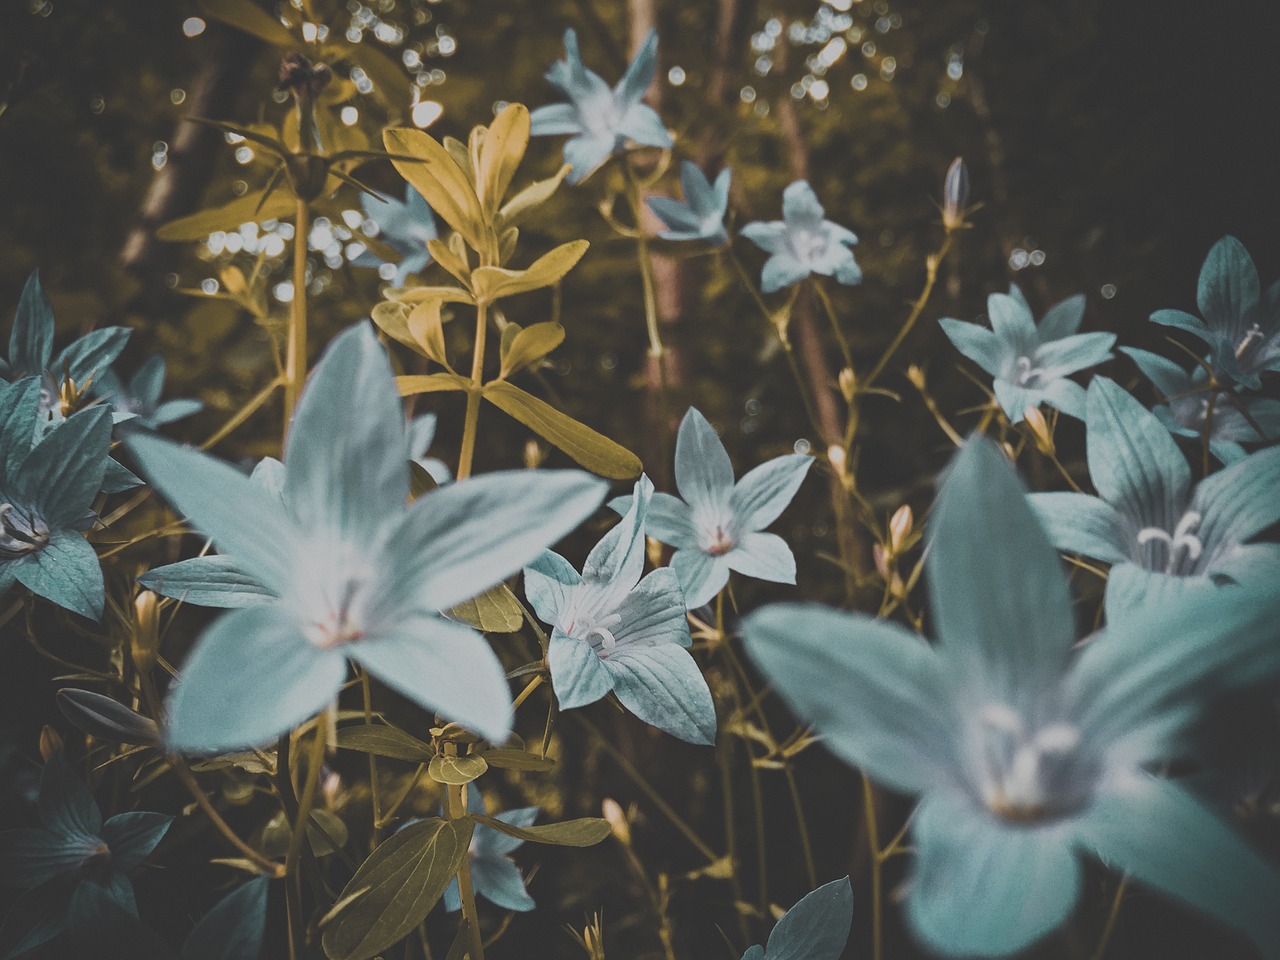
[[522, 550, 582, 627], [138, 555, 276, 608], [760, 254, 811, 294], [54, 327, 131, 388], [1209, 542, 1280, 587], [100, 812, 171, 873], [20, 406, 112, 527], [604, 644, 716, 745], [1033, 332, 1116, 378], [1027, 492, 1131, 564], [616, 104, 672, 149], [615, 28, 659, 107], [741, 603, 951, 795], [10, 271, 54, 373], [583, 476, 652, 602], [1197, 235, 1260, 334], [1036, 293, 1086, 340], [739, 221, 787, 254], [0, 378, 41, 476], [726, 532, 796, 585], [562, 134, 614, 184], [612, 567, 690, 650], [674, 408, 734, 514], [1102, 562, 1213, 624], [647, 492, 697, 548], [547, 629, 613, 710], [986, 292, 1038, 352], [1120, 346, 1192, 399], [13, 530, 103, 621], [670, 548, 730, 610], [1038, 377, 1088, 420], [762, 876, 853, 960], [471, 856, 536, 911], [647, 196, 701, 234], [0, 828, 99, 889], [1150, 308, 1212, 341], [938, 318, 1007, 378], [780, 181, 824, 230], [1192, 444, 1280, 545], [992, 379, 1036, 424], [730, 453, 811, 532], [37, 752, 101, 839], [165, 604, 345, 754], [528, 102, 583, 136]]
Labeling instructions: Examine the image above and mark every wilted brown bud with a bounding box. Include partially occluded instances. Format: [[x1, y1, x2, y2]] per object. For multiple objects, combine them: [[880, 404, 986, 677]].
[[838, 366, 857, 403], [602, 797, 631, 846], [277, 52, 331, 99], [40, 725, 63, 761], [132, 590, 160, 671], [942, 157, 969, 230], [888, 504, 913, 555]]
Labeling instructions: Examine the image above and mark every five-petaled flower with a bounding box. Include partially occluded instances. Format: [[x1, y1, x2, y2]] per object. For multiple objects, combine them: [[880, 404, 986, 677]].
[[94, 354, 203, 432], [743, 437, 1280, 958], [646, 161, 731, 246], [353, 185, 438, 286], [529, 28, 672, 184], [939, 284, 1115, 423], [740, 181, 860, 293]]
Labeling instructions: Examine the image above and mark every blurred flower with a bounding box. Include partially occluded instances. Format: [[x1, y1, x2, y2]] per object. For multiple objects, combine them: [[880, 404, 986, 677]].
[[939, 284, 1115, 423], [740, 181, 860, 293], [94, 355, 202, 431], [354, 186, 438, 286], [744, 438, 1280, 958], [646, 162, 730, 245], [530, 28, 672, 184], [526, 476, 716, 745], [740, 876, 852, 960], [442, 789, 537, 913], [611, 408, 812, 609], [126, 323, 606, 753], [1029, 376, 1280, 619]]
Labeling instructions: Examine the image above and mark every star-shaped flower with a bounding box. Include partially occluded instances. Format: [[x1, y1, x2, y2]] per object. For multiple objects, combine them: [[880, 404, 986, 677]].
[[1122, 346, 1280, 464], [1029, 376, 1280, 620], [646, 162, 731, 246], [739, 181, 860, 294], [126, 322, 607, 753], [739, 876, 853, 960], [529, 28, 673, 184], [94, 355, 203, 432], [743, 437, 1280, 958], [1150, 235, 1280, 389], [525, 476, 716, 745], [939, 284, 1115, 423], [0, 752, 171, 958], [353, 186, 438, 286], [613, 408, 811, 610], [0, 378, 112, 620], [442, 789, 537, 914]]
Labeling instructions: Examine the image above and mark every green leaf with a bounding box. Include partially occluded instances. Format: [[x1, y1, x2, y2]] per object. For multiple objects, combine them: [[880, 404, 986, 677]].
[[483, 381, 642, 479], [383, 128, 487, 256], [480, 749, 555, 772], [56, 688, 160, 746], [448, 584, 524, 633], [261, 809, 349, 858], [471, 240, 589, 303], [498, 164, 572, 228], [335, 724, 433, 762], [427, 753, 488, 785], [396, 372, 470, 396], [322, 818, 473, 960], [199, 0, 296, 46], [500, 322, 565, 378], [157, 187, 299, 242], [468, 814, 610, 847]]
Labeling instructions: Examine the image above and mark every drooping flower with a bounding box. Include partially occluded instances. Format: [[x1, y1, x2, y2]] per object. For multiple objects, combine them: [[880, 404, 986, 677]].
[[739, 876, 853, 960], [743, 437, 1280, 958], [0, 752, 172, 958], [612, 408, 811, 610], [525, 476, 716, 745], [646, 161, 731, 246], [0, 378, 113, 620], [1122, 346, 1280, 464], [739, 181, 860, 294], [126, 322, 607, 753], [94, 355, 203, 431], [939, 284, 1115, 423], [1150, 235, 1280, 389], [353, 186, 438, 285], [442, 789, 537, 914], [529, 28, 673, 184], [1029, 376, 1280, 619]]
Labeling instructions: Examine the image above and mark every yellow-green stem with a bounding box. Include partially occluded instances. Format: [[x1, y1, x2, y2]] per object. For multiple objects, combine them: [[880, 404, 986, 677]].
[[863, 773, 883, 960], [1089, 876, 1129, 960], [1201, 387, 1217, 478], [283, 199, 310, 437], [622, 159, 665, 361], [812, 280, 854, 374], [360, 670, 382, 841], [446, 783, 486, 960], [457, 301, 488, 480], [512, 674, 545, 712], [863, 233, 954, 391], [284, 719, 327, 960]]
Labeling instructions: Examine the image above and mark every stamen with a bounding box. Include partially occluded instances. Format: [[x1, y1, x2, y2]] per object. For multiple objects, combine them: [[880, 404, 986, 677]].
[[976, 702, 1081, 822], [580, 612, 622, 652], [1236, 323, 1264, 360], [0, 503, 50, 558], [1137, 511, 1203, 573]]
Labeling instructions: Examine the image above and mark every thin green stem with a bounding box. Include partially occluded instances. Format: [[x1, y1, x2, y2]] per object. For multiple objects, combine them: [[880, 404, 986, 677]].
[[813, 279, 854, 374], [284, 717, 328, 960], [511, 674, 546, 712], [447, 783, 486, 960], [457, 300, 488, 480], [1089, 875, 1129, 960], [862, 233, 954, 391], [862, 773, 883, 960], [1201, 387, 1217, 478], [201, 376, 283, 451], [283, 198, 310, 436], [360, 669, 382, 842], [621, 159, 664, 361]]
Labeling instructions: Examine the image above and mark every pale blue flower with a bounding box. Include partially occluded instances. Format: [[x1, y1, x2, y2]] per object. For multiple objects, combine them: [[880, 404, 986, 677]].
[[1122, 346, 1280, 464], [939, 284, 1115, 423], [740, 876, 853, 960], [647, 162, 730, 246], [744, 437, 1280, 958], [1029, 376, 1280, 620], [739, 181, 860, 293], [1150, 235, 1280, 389], [94, 355, 203, 431], [613, 408, 811, 610], [126, 322, 607, 753], [353, 186, 437, 286], [529, 28, 673, 184], [526, 476, 716, 745], [442, 789, 537, 914]]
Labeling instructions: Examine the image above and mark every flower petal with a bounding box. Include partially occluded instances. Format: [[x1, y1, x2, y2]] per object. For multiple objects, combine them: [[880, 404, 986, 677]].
[[1033, 331, 1116, 378], [617, 104, 672, 149], [1035, 293, 1086, 340], [739, 221, 787, 255], [646, 196, 701, 234], [1197, 235, 1260, 334], [615, 28, 659, 105], [522, 550, 582, 627], [670, 547, 730, 609], [611, 567, 690, 651], [547, 630, 614, 710], [471, 856, 536, 912], [0, 828, 99, 889], [729, 454, 812, 532], [583, 476, 652, 604], [21, 407, 112, 527], [674, 408, 734, 514], [604, 644, 716, 745], [37, 752, 101, 839], [781, 181, 824, 230], [938, 318, 1007, 378], [9, 272, 54, 373], [101, 812, 171, 873], [1038, 377, 1088, 420], [763, 876, 853, 960], [1150, 308, 1212, 342], [13, 530, 104, 621], [760, 254, 811, 294], [479, 807, 539, 857], [986, 292, 1037, 353], [562, 134, 614, 184], [1120, 346, 1191, 399], [138, 556, 275, 608], [1027, 492, 1131, 564], [1192, 444, 1280, 545], [528, 102, 583, 136], [726, 532, 796, 585]]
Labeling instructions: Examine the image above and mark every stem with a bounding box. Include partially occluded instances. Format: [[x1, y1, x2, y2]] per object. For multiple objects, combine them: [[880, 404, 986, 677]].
[[511, 674, 546, 712], [812, 279, 854, 374], [863, 234, 954, 391], [717, 738, 752, 946], [446, 783, 486, 960], [622, 158, 665, 361], [457, 301, 488, 480], [201, 376, 283, 450], [1201, 387, 1217, 478], [360, 669, 382, 841], [283, 198, 310, 436], [862, 774, 883, 960], [1089, 875, 1129, 960], [284, 717, 328, 960]]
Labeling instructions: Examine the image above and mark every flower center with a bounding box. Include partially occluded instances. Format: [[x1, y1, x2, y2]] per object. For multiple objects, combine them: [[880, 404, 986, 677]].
[[788, 228, 828, 266], [975, 703, 1083, 823], [0, 503, 49, 558], [704, 526, 735, 556], [1136, 510, 1204, 575], [1236, 322, 1264, 360], [296, 543, 376, 648], [568, 610, 623, 655], [1012, 355, 1047, 388]]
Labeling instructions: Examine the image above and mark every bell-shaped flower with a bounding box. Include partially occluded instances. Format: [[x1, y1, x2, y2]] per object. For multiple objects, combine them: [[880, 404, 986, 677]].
[[646, 162, 731, 246], [529, 28, 673, 185], [0, 752, 171, 957], [1029, 376, 1280, 620], [1122, 346, 1280, 464], [739, 876, 853, 960], [442, 789, 537, 914], [525, 476, 716, 745], [939, 284, 1115, 423], [94, 355, 203, 431], [353, 186, 437, 286], [1150, 235, 1280, 389], [126, 323, 607, 754], [743, 437, 1280, 958], [0, 271, 131, 417], [613, 408, 811, 610], [739, 181, 860, 293], [0, 378, 112, 620]]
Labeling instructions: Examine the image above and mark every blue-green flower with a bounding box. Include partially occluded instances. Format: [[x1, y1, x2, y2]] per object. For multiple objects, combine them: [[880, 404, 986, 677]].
[[647, 162, 730, 246], [1122, 347, 1280, 464], [613, 408, 811, 610], [529, 28, 672, 184], [739, 181, 860, 293], [127, 323, 607, 754], [939, 284, 1115, 423], [94, 355, 202, 431], [740, 876, 853, 960], [526, 476, 716, 745], [0, 752, 171, 958], [1029, 376, 1280, 620], [743, 437, 1280, 958], [354, 186, 437, 285], [0, 378, 112, 620], [442, 789, 537, 914], [1150, 235, 1280, 389], [0, 272, 131, 417]]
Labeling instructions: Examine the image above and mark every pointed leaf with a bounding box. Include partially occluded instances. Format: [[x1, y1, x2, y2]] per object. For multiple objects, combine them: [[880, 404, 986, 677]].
[[396, 372, 470, 396], [477, 104, 529, 217], [468, 814, 609, 847], [498, 164, 572, 228], [56, 689, 159, 746], [383, 128, 488, 257], [156, 187, 300, 242], [448, 584, 524, 633], [471, 240, 589, 303], [499, 322, 564, 378], [180, 876, 270, 960], [335, 724, 433, 762]]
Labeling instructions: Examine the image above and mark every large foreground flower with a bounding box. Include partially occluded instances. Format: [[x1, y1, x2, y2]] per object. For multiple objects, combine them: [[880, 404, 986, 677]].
[[743, 438, 1280, 957], [127, 323, 606, 753], [740, 181, 860, 293]]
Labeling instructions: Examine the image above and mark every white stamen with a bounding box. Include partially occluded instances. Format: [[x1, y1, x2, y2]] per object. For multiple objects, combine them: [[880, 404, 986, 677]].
[[1136, 510, 1203, 573], [1236, 323, 1264, 360]]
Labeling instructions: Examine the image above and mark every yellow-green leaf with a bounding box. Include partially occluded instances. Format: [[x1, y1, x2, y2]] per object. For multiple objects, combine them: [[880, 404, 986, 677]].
[[391, 285, 474, 307], [442, 136, 474, 187], [480, 749, 555, 772], [483, 381, 642, 479], [156, 186, 299, 241], [500, 322, 565, 378], [427, 753, 488, 785], [448, 584, 524, 633], [335, 724, 433, 762], [370, 301, 417, 353], [471, 239, 589, 303], [427, 238, 470, 286], [397, 373, 470, 396], [322, 818, 472, 960], [199, 0, 296, 47], [477, 103, 530, 218], [469, 814, 610, 847], [498, 164, 572, 228], [406, 300, 449, 366], [383, 128, 487, 256], [262, 809, 349, 858]]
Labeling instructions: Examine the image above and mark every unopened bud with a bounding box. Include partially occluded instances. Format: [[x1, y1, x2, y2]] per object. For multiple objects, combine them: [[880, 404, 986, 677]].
[[888, 504, 913, 555], [523, 439, 546, 470], [1001, 441, 1017, 462], [132, 590, 160, 671], [827, 444, 847, 479], [872, 543, 891, 580], [1023, 405, 1055, 456], [602, 797, 630, 846], [277, 52, 331, 98], [906, 364, 926, 391], [942, 157, 969, 230], [40, 725, 63, 761], [646, 536, 664, 570], [838, 367, 857, 403]]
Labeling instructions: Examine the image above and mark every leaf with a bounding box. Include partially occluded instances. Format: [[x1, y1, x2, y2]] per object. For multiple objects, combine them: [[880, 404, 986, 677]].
[[391, 286, 474, 307], [335, 724, 433, 762], [199, 0, 296, 46], [498, 164, 572, 228], [427, 238, 471, 286], [383, 128, 488, 257], [56, 688, 160, 746], [261, 809, 349, 858], [396, 372, 470, 396], [499, 322, 565, 378], [470, 240, 589, 303], [427, 753, 488, 785], [180, 876, 270, 960], [476, 103, 530, 217], [468, 814, 610, 847], [479, 749, 555, 773], [321, 818, 473, 960], [406, 301, 449, 366], [448, 584, 524, 633], [157, 187, 299, 242], [483, 381, 642, 479]]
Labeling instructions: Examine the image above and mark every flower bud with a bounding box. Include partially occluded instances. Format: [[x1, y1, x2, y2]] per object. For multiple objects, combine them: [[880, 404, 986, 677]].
[[1023, 405, 1055, 456], [943, 157, 969, 230], [40, 725, 63, 761], [523, 439, 546, 469], [602, 797, 631, 846], [132, 590, 160, 671], [872, 543, 891, 580], [906, 364, 927, 391], [838, 367, 857, 402], [888, 504, 913, 555], [646, 536, 664, 570]]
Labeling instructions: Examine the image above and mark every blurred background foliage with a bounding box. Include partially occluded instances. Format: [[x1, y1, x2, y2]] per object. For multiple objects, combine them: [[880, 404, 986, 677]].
[[2, 0, 1278, 957]]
